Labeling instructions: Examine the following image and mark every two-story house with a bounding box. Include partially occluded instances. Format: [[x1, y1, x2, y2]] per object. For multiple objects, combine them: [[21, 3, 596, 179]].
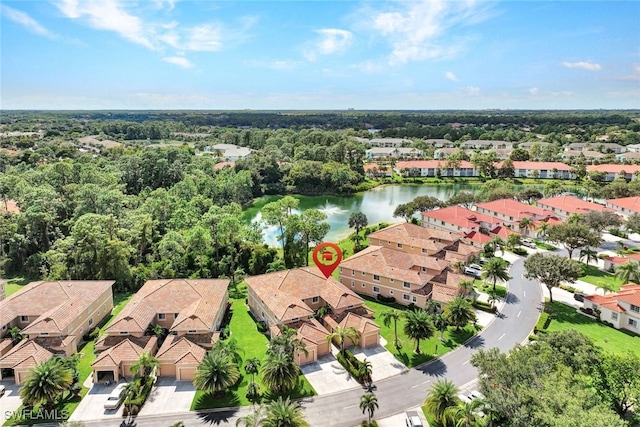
[[475, 199, 559, 237], [536, 195, 614, 221], [584, 284, 640, 332], [606, 196, 640, 219]]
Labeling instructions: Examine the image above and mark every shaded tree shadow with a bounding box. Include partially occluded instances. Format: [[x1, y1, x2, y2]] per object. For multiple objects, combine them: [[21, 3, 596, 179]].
[[414, 357, 447, 377], [505, 292, 520, 304], [196, 408, 239, 425], [463, 335, 485, 349]]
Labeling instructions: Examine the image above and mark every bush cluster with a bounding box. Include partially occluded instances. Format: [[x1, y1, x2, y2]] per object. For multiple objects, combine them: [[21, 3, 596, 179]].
[[336, 350, 370, 385], [472, 300, 497, 313], [376, 294, 396, 304]]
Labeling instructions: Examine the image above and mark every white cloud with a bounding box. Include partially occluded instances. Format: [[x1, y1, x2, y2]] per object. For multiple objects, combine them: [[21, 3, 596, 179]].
[[364, 0, 494, 65], [529, 87, 539, 95], [562, 61, 602, 71], [461, 86, 481, 96], [1, 4, 58, 38], [162, 56, 193, 68], [179, 25, 222, 51], [304, 28, 353, 61], [617, 63, 640, 81], [268, 60, 300, 71], [445, 71, 458, 81], [351, 60, 384, 74]]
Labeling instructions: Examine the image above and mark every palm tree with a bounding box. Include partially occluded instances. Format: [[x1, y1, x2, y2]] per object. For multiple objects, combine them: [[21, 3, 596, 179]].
[[244, 357, 261, 401], [518, 217, 534, 237], [481, 257, 510, 292], [348, 212, 368, 237], [262, 350, 300, 394], [579, 247, 598, 266], [596, 282, 617, 295], [458, 280, 475, 298], [213, 337, 244, 365], [444, 296, 477, 333], [130, 351, 159, 380], [402, 309, 434, 354], [453, 261, 466, 274], [359, 392, 379, 425], [358, 358, 373, 386], [536, 221, 550, 241], [270, 325, 307, 359], [615, 261, 640, 284], [326, 325, 360, 355], [20, 358, 73, 408], [120, 381, 142, 414], [236, 404, 267, 427], [423, 379, 460, 424], [487, 291, 499, 310], [193, 350, 240, 398], [264, 396, 306, 427], [7, 327, 25, 345], [505, 233, 521, 250], [443, 399, 486, 427], [425, 299, 441, 315], [490, 236, 504, 255], [380, 309, 402, 350], [431, 314, 448, 341]]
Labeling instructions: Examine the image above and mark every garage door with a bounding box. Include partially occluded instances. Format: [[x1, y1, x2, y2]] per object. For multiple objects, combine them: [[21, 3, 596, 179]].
[[363, 334, 378, 347], [178, 367, 196, 381]]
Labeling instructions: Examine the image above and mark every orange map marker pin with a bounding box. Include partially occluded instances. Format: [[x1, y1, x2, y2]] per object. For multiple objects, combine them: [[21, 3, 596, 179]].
[[312, 242, 343, 279]]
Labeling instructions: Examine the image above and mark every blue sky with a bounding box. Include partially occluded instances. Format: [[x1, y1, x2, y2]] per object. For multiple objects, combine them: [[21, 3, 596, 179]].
[[1, 1, 639, 110]]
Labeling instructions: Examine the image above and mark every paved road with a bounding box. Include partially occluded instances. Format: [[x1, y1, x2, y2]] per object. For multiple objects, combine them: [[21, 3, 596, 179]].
[[69, 257, 542, 427]]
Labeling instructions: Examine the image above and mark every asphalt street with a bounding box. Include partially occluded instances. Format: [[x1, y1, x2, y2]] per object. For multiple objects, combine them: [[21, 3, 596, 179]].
[[71, 256, 542, 427]]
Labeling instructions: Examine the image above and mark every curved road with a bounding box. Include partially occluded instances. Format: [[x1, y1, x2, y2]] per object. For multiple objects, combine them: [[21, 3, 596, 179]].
[[79, 257, 542, 427]]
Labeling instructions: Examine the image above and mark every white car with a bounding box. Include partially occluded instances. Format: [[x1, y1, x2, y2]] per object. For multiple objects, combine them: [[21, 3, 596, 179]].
[[104, 383, 126, 410], [468, 390, 485, 400], [0, 384, 6, 397], [464, 267, 482, 278]]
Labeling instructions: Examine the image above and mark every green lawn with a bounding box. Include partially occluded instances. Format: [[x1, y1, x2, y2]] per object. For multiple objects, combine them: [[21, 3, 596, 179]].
[[473, 280, 507, 299], [363, 297, 479, 368], [191, 291, 316, 410], [578, 263, 623, 291], [545, 301, 640, 356]]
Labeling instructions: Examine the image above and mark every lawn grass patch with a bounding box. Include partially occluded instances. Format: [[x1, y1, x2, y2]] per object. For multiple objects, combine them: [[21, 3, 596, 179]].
[[473, 280, 507, 299], [578, 263, 623, 291], [191, 297, 316, 410], [363, 297, 479, 368], [545, 301, 640, 356]]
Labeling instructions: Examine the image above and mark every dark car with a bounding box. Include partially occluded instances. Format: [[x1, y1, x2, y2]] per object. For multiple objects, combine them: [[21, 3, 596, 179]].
[[573, 292, 586, 302]]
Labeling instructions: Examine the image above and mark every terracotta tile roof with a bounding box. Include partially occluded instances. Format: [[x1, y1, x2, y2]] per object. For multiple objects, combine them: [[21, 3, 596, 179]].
[[0, 281, 114, 336], [616, 284, 640, 306], [510, 161, 572, 171], [605, 253, 640, 266], [214, 161, 235, 170], [423, 206, 501, 229], [607, 197, 640, 214], [339, 312, 380, 335], [106, 279, 228, 335], [0, 340, 53, 369], [588, 164, 640, 174], [477, 199, 555, 221], [340, 246, 449, 285], [92, 337, 157, 369], [0, 338, 12, 355], [368, 222, 460, 248], [490, 226, 517, 239], [586, 284, 640, 313], [396, 160, 475, 170], [296, 319, 330, 345], [463, 231, 493, 245], [246, 268, 363, 323], [537, 195, 612, 215], [156, 336, 206, 365]]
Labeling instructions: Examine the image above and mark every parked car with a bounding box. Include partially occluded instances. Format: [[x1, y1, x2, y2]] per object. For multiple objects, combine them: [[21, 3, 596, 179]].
[[573, 292, 586, 302], [405, 411, 424, 427], [521, 239, 537, 248], [0, 384, 5, 397], [104, 383, 126, 410], [464, 267, 482, 278], [468, 390, 485, 400], [468, 264, 483, 271]]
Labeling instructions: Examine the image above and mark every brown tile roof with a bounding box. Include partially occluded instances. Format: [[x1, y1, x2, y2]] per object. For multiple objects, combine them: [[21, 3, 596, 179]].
[[0, 281, 114, 336], [0, 338, 13, 356], [0, 340, 53, 369], [340, 246, 449, 285], [537, 195, 612, 216], [92, 337, 157, 369], [607, 197, 640, 214], [423, 206, 501, 229], [106, 279, 228, 335], [368, 223, 460, 248], [156, 336, 206, 365], [339, 312, 380, 335], [296, 319, 330, 346], [245, 267, 363, 323], [477, 199, 555, 221]]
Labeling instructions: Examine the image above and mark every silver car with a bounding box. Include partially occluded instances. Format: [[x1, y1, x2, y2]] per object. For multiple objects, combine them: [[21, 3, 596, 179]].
[[104, 383, 126, 410]]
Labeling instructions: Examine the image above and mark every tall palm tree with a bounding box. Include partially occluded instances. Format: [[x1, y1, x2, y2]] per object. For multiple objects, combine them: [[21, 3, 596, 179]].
[[326, 325, 360, 355], [518, 217, 534, 237], [423, 379, 460, 424], [596, 282, 617, 295], [457, 280, 475, 298], [213, 337, 244, 365], [358, 358, 373, 386], [536, 222, 549, 241], [236, 404, 267, 427], [262, 350, 300, 394], [453, 261, 466, 274], [264, 396, 306, 427], [269, 325, 307, 359], [380, 309, 402, 350], [359, 392, 379, 425], [20, 358, 73, 408], [244, 357, 261, 401], [130, 351, 159, 380], [490, 236, 504, 255], [402, 309, 434, 354], [193, 350, 240, 398], [481, 257, 510, 292], [487, 291, 499, 310], [120, 381, 142, 414], [443, 399, 486, 427], [615, 261, 640, 284], [579, 247, 598, 266], [444, 296, 477, 333], [431, 313, 449, 341], [425, 299, 441, 315]]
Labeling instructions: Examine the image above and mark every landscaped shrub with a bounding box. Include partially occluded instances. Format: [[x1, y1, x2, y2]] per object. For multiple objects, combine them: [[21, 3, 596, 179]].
[[256, 321, 267, 333], [512, 247, 528, 256], [336, 352, 361, 380], [472, 300, 497, 313], [608, 228, 628, 238], [559, 284, 578, 293], [376, 294, 396, 304]]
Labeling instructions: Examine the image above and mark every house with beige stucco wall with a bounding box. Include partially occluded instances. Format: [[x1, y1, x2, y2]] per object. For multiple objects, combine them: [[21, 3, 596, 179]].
[[583, 284, 640, 332]]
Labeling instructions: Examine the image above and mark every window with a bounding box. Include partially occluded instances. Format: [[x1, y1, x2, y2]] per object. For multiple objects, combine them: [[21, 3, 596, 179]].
[[611, 312, 618, 320], [631, 304, 640, 313], [157, 313, 166, 320], [88, 318, 93, 326], [412, 296, 417, 303], [20, 316, 28, 323], [403, 294, 410, 301], [351, 270, 355, 276], [188, 330, 197, 333], [373, 275, 380, 281], [422, 267, 426, 272], [339, 267, 343, 273], [403, 282, 411, 288], [397, 243, 403, 248], [351, 281, 355, 287], [390, 278, 394, 283], [389, 290, 394, 295], [373, 286, 380, 293], [362, 272, 366, 276], [312, 297, 319, 303], [629, 319, 638, 328], [40, 332, 49, 336], [120, 331, 128, 335], [292, 317, 299, 321], [440, 221, 445, 225], [362, 283, 366, 287], [422, 248, 427, 253]]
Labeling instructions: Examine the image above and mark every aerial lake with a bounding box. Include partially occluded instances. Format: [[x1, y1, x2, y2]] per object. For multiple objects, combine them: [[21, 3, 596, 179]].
[[245, 183, 482, 246]]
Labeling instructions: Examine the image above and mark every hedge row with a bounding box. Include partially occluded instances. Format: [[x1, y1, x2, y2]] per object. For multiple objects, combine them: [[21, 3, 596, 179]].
[[472, 300, 497, 313]]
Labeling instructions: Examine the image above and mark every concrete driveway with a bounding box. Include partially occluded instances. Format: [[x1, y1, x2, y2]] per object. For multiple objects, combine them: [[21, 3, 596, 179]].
[[138, 377, 196, 417], [68, 380, 125, 422], [353, 341, 407, 382], [0, 381, 23, 422]]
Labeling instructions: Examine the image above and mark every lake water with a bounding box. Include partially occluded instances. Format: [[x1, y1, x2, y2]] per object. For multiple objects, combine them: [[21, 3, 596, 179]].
[[246, 183, 480, 246]]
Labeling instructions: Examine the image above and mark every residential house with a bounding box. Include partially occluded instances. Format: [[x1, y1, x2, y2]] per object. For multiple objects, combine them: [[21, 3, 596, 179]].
[[421, 206, 504, 237], [536, 195, 613, 221], [366, 147, 423, 160], [245, 267, 378, 365], [616, 152, 640, 162], [0, 341, 54, 384], [583, 284, 640, 332], [0, 280, 114, 383], [561, 150, 605, 160], [487, 149, 512, 160], [475, 199, 559, 237], [425, 138, 455, 148], [93, 278, 229, 382], [355, 137, 410, 147], [460, 140, 513, 150], [363, 163, 393, 178], [395, 160, 478, 177], [565, 142, 589, 151], [606, 196, 640, 218], [204, 144, 252, 161], [588, 164, 640, 182], [510, 161, 575, 179], [519, 141, 550, 150], [433, 147, 464, 160], [625, 143, 640, 153], [213, 161, 235, 170]]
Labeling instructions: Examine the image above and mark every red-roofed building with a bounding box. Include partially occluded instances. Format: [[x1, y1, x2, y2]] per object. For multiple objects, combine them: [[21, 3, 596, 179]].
[[395, 160, 478, 178], [476, 199, 559, 237], [588, 164, 640, 182], [422, 206, 504, 236], [606, 196, 640, 218], [510, 162, 574, 179], [584, 284, 640, 332], [536, 195, 613, 220]]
